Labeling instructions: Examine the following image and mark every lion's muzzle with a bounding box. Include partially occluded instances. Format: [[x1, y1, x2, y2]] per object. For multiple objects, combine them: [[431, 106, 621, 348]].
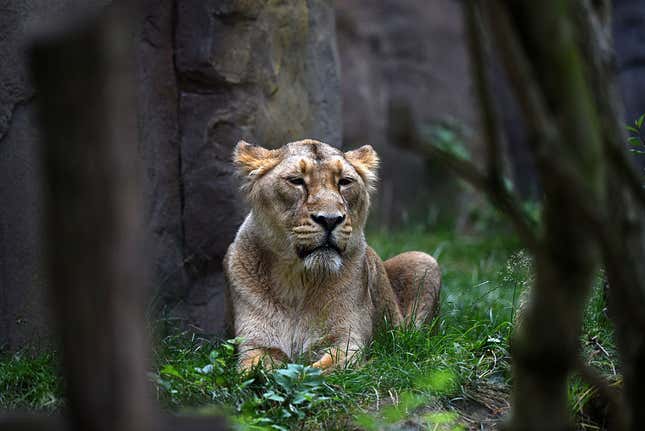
[[310, 212, 345, 232]]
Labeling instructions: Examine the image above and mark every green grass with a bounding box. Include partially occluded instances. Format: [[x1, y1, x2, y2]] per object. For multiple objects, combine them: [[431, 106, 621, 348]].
[[0, 350, 61, 411], [0, 226, 617, 430]]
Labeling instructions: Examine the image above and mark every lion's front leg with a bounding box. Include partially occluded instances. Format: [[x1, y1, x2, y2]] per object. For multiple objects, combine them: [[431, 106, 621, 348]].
[[312, 347, 345, 371], [311, 340, 362, 371], [238, 346, 288, 372]]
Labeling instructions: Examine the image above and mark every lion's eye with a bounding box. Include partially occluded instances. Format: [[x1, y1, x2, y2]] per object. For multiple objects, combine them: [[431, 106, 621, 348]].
[[287, 177, 305, 186], [338, 178, 353, 187]]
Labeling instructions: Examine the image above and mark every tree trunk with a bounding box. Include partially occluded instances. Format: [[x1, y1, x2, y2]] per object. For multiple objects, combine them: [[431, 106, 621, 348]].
[[573, 2, 645, 429], [493, 2, 604, 429], [31, 4, 156, 431]]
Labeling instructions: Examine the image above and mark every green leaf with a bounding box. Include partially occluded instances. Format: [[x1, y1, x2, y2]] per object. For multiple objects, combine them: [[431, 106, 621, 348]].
[[239, 378, 255, 389], [195, 364, 213, 374], [626, 125, 640, 134], [160, 364, 182, 379], [263, 390, 285, 402], [281, 409, 292, 419], [289, 403, 304, 418], [627, 137, 643, 146], [637, 113, 645, 128], [503, 177, 515, 192]]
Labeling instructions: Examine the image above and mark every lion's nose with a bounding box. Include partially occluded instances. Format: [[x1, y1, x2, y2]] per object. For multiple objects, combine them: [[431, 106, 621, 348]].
[[311, 212, 345, 232]]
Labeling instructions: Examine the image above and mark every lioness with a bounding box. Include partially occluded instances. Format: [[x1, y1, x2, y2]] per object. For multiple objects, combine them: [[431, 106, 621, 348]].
[[225, 139, 441, 371]]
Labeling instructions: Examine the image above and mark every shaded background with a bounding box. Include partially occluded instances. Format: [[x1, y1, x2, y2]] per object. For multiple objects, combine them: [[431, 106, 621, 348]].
[[1, 0, 644, 349]]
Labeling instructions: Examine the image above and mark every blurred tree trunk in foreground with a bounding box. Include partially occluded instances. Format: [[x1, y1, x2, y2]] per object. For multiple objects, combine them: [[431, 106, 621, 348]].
[[574, 1, 645, 428], [392, 0, 645, 429], [31, 4, 156, 431], [498, 2, 607, 429], [500, 1, 645, 428], [21, 4, 232, 431]]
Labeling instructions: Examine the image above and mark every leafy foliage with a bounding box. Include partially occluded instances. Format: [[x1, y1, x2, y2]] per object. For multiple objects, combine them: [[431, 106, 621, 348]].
[[626, 113, 645, 155], [423, 123, 472, 161], [235, 364, 333, 430]]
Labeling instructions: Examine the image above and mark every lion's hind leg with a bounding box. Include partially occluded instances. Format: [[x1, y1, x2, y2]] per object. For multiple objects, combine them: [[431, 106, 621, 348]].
[[384, 251, 441, 327]]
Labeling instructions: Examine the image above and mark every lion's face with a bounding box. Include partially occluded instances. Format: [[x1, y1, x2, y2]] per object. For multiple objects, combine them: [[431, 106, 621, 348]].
[[234, 139, 378, 274]]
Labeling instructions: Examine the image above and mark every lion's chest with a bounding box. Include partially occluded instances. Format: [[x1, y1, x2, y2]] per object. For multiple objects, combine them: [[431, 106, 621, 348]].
[[269, 292, 332, 359], [274, 315, 317, 359], [268, 273, 362, 360]]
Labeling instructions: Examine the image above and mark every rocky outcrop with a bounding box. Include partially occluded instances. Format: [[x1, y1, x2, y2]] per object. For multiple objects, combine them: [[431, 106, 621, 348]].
[[0, 0, 111, 350], [165, 0, 341, 334], [0, 0, 341, 348]]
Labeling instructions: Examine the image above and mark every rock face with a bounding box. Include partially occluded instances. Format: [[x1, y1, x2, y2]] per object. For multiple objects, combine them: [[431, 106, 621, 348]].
[[0, 0, 111, 350], [0, 0, 43, 346], [336, 0, 645, 212], [336, 0, 482, 227], [0, 0, 340, 348], [614, 0, 645, 124], [167, 0, 341, 334]]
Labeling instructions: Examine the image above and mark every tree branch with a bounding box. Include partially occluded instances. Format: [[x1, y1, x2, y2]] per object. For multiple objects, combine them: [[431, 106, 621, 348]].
[[483, 2, 558, 156], [387, 101, 539, 251], [464, 0, 504, 184], [483, 0, 608, 230], [430, 143, 540, 252], [387, 1, 541, 251], [574, 0, 645, 210]]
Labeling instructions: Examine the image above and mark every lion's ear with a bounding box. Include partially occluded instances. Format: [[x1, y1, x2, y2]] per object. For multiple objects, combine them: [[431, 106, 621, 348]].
[[233, 140, 281, 181], [344, 145, 379, 191]]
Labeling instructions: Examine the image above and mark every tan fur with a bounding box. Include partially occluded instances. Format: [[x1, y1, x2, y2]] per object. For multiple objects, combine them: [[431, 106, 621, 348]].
[[225, 139, 441, 371]]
